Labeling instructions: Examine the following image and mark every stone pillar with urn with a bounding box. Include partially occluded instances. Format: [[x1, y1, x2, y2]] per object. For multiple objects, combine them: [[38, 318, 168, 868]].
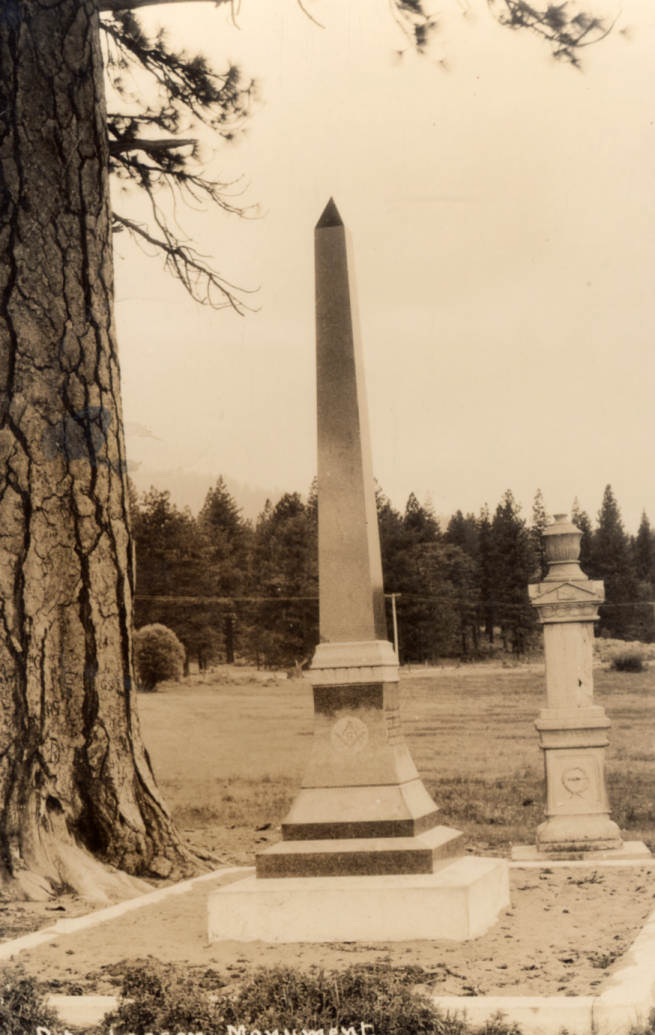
[[520, 513, 646, 858]]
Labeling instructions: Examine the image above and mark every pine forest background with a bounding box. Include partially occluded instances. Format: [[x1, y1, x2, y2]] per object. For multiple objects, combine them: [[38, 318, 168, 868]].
[[130, 479, 655, 671]]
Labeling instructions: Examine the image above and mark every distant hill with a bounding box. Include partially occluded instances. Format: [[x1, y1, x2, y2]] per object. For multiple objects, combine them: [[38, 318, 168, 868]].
[[124, 426, 446, 526], [127, 464, 288, 522], [128, 463, 451, 529]]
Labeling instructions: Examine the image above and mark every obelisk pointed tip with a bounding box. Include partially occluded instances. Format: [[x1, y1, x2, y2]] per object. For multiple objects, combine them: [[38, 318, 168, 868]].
[[316, 197, 343, 230]]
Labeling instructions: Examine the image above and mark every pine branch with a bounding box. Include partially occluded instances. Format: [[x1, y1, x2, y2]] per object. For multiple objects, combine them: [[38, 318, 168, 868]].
[[113, 210, 256, 313], [101, 11, 256, 309], [390, 0, 439, 54], [487, 0, 616, 65], [109, 136, 196, 156], [99, 0, 227, 11], [390, 0, 612, 63], [99, 0, 613, 311], [109, 145, 253, 216], [101, 14, 252, 133]]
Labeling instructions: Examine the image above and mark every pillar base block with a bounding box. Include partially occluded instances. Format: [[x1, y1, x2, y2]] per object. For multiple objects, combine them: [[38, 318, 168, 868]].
[[535, 814, 623, 854], [511, 840, 651, 863]]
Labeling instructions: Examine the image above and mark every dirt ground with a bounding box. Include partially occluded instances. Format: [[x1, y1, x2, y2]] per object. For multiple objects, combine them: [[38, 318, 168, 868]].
[[4, 863, 655, 999]]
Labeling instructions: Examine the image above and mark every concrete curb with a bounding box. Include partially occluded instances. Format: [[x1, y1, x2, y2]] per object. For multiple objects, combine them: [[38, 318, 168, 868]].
[[47, 994, 120, 1028], [431, 994, 596, 1035], [430, 977, 655, 1035], [6, 859, 653, 1033], [592, 907, 655, 1035]]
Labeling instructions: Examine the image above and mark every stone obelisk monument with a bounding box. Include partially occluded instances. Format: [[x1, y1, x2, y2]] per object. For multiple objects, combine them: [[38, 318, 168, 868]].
[[256, 198, 462, 878], [208, 200, 509, 941]]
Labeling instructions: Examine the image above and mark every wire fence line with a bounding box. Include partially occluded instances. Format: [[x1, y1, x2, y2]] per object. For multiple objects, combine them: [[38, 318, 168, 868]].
[[134, 594, 655, 608]]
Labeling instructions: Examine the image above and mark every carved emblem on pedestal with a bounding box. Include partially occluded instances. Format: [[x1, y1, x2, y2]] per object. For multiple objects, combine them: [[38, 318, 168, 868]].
[[561, 766, 590, 797], [331, 716, 369, 753]]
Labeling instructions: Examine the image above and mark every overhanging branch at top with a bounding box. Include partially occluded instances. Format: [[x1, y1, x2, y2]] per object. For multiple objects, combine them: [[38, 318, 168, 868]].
[[99, 0, 227, 12], [109, 136, 196, 156]]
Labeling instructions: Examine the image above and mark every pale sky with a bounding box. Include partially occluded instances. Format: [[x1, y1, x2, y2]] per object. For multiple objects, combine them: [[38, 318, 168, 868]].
[[112, 0, 655, 530]]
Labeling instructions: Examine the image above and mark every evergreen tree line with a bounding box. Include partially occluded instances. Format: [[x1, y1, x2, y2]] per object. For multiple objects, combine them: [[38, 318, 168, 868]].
[[131, 479, 655, 669]]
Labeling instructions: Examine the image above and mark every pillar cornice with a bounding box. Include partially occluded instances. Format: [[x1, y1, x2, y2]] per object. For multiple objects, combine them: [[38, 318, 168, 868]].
[[528, 578, 604, 624]]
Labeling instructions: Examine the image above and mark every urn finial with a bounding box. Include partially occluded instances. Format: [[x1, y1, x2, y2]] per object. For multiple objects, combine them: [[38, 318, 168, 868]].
[[543, 512, 583, 581]]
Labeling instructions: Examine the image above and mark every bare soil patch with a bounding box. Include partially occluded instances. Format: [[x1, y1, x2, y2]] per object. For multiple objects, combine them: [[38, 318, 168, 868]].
[[8, 865, 655, 1000], [0, 892, 90, 941]]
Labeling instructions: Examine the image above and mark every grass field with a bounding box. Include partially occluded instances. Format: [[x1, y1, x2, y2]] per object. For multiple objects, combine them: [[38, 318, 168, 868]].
[[136, 662, 655, 863]]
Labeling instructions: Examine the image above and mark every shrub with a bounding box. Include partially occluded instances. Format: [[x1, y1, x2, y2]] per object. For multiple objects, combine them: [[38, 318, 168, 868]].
[[103, 961, 222, 1034], [594, 637, 655, 665], [0, 968, 58, 1033], [101, 963, 524, 1035], [134, 623, 185, 691], [610, 648, 647, 673]]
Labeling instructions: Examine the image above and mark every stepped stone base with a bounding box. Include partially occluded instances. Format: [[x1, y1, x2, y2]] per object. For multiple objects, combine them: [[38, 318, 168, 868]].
[[256, 824, 463, 878], [208, 857, 510, 943], [281, 778, 441, 841]]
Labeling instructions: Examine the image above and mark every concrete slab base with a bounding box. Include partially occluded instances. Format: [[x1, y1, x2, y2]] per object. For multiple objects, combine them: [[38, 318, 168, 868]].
[[208, 856, 509, 943], [511, 840, 651, 863]]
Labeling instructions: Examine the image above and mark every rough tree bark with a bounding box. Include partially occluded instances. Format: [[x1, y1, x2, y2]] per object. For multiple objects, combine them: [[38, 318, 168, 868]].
[[0, 0, 193, 901]]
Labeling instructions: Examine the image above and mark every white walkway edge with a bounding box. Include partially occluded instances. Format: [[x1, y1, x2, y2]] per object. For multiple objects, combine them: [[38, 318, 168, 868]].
[[0, 864, 252, 961], [47, 994, 120, 1028], [432, 994, 595, 1035]]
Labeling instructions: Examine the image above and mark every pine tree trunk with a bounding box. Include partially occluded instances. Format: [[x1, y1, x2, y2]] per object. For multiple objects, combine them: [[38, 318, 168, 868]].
[[0, 0, 193, 901], [224, 614, 235, 664]]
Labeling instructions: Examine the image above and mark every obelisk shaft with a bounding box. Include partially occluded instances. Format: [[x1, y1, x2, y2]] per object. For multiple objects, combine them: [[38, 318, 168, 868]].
[[315, 199, 386, 644]]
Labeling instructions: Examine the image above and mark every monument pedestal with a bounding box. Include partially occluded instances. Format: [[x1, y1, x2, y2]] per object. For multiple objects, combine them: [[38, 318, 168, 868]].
[[208, 857, 509, 943], [533, 705, 622, 852], [257, 640, 463, 878]]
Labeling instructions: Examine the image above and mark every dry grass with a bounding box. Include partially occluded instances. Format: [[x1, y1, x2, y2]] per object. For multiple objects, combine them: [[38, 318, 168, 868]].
[[136, 662, 655, 862]]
